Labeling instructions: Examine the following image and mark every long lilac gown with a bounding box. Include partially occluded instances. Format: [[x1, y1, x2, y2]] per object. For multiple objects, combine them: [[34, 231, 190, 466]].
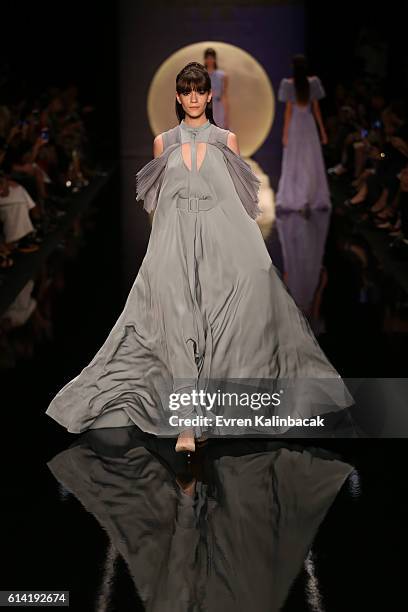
[[275, 76, 331, 314], [209, 69, 226, 128]]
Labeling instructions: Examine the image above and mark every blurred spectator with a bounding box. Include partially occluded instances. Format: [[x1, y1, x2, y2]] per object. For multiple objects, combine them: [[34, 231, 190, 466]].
[[354, 24, 389, 85], [0, 170, 40, 253], [324, 62, 408, 256], [0, 75, 98, 367]]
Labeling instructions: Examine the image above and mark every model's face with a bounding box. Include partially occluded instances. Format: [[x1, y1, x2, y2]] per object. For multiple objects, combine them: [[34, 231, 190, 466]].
[[205, 56, 216, 70], [176, 87, 212, 120]]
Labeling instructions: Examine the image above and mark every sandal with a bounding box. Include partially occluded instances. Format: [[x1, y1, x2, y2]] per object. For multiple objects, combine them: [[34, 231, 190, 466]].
[[16, 234, 40, 253], [344, 198, 370, 210], [366, 203, 390, 221], [388, 219, 403, 237], [371, 208, 399, 228], [375, 215, 400, 230], [0, 244, 13, 255], [17, 242, 40, 254], [0, 252, 14, 268]]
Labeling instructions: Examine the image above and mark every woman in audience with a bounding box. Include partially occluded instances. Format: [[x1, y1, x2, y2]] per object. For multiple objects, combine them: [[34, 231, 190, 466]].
[[0, 171, 40, 253]]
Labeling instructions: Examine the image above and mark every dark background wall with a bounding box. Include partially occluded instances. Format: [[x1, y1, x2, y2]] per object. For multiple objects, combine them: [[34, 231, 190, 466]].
[[0, 2, 119, 160], [304, 2, 408, 99]]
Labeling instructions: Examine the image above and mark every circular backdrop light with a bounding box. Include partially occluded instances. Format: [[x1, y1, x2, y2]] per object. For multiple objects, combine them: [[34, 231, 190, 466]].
[[147, 41, 275, 157]]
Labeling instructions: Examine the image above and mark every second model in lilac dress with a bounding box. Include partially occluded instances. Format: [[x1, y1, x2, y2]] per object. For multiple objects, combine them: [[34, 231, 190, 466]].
[[209, 69, 226, 128], [275, 76, 331, 314]]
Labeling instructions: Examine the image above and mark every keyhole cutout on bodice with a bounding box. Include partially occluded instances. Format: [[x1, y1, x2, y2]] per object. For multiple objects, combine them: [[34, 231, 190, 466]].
[[181, 142, 207, 173]]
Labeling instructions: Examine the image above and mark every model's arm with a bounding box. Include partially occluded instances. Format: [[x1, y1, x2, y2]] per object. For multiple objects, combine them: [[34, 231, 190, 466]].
[[221, 73, 230, 128], [153, 133, 164, 158], [227, 131, 240, 155], [282, 101, 293, 147], [312, 99, 328, 145]]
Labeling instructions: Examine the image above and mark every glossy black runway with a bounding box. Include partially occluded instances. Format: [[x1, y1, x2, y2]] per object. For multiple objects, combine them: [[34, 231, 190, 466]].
[[1, 426, 408, 611]]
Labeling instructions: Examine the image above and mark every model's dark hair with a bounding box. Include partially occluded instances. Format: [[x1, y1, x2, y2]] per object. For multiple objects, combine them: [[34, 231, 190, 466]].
[[175, 62, 217, 124], [292, 54, 310, 104], [203, 47, 218, 70]]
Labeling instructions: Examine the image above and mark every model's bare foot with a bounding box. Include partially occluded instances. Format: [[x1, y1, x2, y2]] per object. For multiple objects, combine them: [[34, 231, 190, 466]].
[[175, 429, 196, 453]]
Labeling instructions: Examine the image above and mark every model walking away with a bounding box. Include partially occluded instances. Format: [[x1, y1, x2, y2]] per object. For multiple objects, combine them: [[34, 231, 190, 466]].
[[275, 54, 332, 315], [203, 48, 229, 129]]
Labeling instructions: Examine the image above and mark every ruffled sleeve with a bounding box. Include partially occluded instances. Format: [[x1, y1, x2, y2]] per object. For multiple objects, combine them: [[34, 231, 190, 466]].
[[216, 142, 262, 220], [207, 127, 262, 220], [309, 76, 325, 100], [278, 78, 295, 103], [135, 142, 180, 214]]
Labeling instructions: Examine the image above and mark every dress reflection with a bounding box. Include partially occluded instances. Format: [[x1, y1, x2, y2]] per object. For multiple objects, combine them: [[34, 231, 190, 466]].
[[48, 427, 353, 611], [275, 208, 331, 321], [276, 54, 331, 319]]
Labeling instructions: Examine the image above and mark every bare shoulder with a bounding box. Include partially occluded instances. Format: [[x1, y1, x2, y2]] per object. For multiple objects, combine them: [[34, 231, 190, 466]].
[[227, 131, 240, 155], [153, 133, 164, 157]]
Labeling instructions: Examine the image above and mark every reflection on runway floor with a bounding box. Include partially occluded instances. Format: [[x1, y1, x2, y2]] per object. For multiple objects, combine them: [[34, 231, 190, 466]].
[[47, 427, 353, 611], [2, 426, 407, 611]]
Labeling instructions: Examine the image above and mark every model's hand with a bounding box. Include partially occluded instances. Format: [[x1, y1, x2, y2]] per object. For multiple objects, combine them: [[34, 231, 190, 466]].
[[282, 133, 288, 147], [321, 131, 328, 145]]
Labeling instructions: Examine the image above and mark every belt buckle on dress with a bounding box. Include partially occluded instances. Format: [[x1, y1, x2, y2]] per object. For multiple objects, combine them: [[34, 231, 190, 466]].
[[188, 196, 199, 212]]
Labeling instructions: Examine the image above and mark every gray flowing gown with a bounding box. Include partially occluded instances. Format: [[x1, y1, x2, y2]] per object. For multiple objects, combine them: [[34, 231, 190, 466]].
[[275, 76, 331, 313], [45, 118, 354, 438]]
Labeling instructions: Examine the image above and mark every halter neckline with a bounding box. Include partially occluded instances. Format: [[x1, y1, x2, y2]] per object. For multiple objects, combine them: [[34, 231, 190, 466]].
[[180, 119, 211, 132]]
